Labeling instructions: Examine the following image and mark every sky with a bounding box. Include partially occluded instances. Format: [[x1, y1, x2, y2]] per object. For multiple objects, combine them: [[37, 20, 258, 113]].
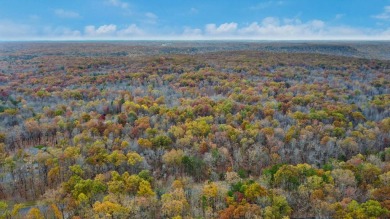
[[1, 0, 390, 40]]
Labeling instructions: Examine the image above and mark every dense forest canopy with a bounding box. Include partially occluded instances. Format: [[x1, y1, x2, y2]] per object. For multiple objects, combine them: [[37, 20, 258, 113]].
[[0, 42, 389, 219]]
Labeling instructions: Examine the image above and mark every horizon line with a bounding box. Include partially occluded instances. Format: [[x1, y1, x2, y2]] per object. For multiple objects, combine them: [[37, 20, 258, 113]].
[[2, 39, 390, 43]]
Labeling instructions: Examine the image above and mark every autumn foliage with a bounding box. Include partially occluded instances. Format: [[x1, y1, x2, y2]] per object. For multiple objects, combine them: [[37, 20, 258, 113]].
[[0, 42, 389, 218]]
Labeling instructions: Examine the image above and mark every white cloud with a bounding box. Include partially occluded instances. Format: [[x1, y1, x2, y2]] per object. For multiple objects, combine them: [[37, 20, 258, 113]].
[[310, 20, 325, 29], [205, 22, 238, 35], [83, 24, 144, 39], [231, 17, 321, 37], [236, 18, 349, 39], [43, 26, 81, 39], [182, 27, 203, 38], [179, 17, 388, 40], [0, 20, 83, 40], [118, 24, 144, 36], [328, 26, 363, 35], [262, 17, 280, 26], [373, 6, 390, 20], [85, 24, 117, 36], [2, 15, 390, 41], [54, 9, 80, 18], [106, 0, 129, 9]]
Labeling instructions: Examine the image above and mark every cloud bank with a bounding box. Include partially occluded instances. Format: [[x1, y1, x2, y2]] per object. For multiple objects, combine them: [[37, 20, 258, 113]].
[[1, 16, 390, 41], [183, 17, 390, 40], [84, 24, 144, 38]]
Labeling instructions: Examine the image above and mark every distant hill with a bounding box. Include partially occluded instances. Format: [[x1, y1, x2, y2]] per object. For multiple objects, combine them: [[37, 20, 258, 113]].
[[1, 41, 390, 60]]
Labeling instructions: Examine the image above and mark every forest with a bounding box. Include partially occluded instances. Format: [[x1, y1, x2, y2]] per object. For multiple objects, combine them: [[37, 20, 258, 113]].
[[0, 42, 389, 219]]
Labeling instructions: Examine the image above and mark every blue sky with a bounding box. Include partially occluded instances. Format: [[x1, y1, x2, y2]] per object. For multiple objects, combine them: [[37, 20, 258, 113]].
[[1, 0, 390, 40]]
